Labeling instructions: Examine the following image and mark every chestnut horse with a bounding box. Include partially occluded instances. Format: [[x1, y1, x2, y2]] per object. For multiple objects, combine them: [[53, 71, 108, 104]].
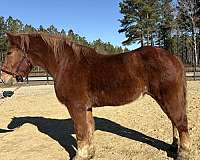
[[1, 33, 190, 160]]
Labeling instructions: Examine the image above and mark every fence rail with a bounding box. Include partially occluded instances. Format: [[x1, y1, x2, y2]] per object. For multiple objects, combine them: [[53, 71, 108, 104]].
[[185, 65, 200, 80], [24, 72, 53, 85]]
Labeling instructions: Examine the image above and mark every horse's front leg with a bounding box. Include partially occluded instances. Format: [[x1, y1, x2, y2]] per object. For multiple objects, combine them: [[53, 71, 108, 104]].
[[67, 105, 95, 160]]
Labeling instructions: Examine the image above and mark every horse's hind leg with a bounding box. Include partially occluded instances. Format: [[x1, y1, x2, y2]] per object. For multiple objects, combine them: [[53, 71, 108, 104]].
[[67, 105, 95, 160], [174, 107, 190, 160], [172, 122, 179, 151], [152, 86, 190, 159]]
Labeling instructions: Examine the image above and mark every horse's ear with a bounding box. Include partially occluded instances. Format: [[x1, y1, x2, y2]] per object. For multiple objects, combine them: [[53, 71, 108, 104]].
[[6, 32, 21, 47], [6, 32, 15, 41]]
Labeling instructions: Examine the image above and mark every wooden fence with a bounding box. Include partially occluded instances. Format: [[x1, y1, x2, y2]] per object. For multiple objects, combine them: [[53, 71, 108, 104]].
[[24, 72, 53, 85], [185, 65, 200, 80]]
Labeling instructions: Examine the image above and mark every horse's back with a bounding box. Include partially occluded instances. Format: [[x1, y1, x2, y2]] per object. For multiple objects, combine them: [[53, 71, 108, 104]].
[[89, 51, 147, 106]]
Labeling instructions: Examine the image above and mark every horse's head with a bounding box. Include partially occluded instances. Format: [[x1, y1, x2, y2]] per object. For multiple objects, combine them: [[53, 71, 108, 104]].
[[1, 33, 33, 83]]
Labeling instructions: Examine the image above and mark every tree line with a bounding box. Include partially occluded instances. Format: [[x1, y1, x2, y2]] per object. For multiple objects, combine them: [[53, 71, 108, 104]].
[[0, 0, 199, 68], [119, 0, 200, 66], [0, 16, 129, 64]]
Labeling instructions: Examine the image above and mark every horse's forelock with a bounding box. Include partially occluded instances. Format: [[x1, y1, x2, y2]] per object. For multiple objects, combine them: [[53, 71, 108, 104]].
[[7, 33, 21, 47], [7, 33, 30, 53]]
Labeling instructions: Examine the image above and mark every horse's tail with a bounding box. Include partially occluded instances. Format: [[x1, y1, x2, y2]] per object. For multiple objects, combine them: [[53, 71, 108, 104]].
[[177, 57, 187, 109]]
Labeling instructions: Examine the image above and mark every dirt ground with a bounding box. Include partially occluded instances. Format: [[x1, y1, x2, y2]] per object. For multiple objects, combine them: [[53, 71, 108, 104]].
[[0, 81, 199, 160]]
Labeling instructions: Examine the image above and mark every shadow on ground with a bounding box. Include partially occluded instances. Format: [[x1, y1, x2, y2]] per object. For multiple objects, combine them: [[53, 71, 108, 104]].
[[1, 116, 177, 159], [0, 128, 14, 133]]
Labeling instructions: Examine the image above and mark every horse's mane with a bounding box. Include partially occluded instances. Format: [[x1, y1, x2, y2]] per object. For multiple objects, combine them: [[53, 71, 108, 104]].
[[18, 33, 98, 62]]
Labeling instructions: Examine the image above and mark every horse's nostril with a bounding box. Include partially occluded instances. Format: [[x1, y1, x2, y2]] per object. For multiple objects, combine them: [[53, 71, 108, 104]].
[[16, 75, 23, 82]]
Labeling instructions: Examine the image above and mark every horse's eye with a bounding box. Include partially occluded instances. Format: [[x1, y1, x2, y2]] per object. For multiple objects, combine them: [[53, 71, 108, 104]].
[[7, 52, 12, 55]]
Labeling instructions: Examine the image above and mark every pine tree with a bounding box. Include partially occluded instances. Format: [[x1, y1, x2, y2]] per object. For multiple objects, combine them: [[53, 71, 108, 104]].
[[0, 16, 7, 63], [119, 0, 160, 46], [47, 25, 59, 34], [38, 25, 47, 33], [177, 0, 200, 65], [23, 24, 36, 33], [157, 0, 174, 49], [67, 29, 76, 40], [60, 29, 66, 36], [5, 16, 23, 33]]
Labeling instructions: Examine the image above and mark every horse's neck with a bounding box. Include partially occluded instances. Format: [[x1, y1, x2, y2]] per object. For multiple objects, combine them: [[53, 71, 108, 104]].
[[28, 42, 59, 79], [27, 39, 99, 79]]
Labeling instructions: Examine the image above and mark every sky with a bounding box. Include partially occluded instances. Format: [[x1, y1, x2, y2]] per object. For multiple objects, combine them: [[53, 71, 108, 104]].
[[0, 0, 138, 49]]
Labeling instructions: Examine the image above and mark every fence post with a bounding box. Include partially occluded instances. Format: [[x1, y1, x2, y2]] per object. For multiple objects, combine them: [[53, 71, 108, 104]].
[[46, 72, 49, 84], [26, 76, 29, 84]]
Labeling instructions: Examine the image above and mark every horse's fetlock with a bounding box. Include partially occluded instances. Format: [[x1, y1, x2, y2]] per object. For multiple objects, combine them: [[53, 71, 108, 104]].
[[177, 148, 190, 160]]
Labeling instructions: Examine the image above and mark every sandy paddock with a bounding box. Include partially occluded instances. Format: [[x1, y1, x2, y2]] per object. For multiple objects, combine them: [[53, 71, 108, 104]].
[[0, 81, 199, 160]]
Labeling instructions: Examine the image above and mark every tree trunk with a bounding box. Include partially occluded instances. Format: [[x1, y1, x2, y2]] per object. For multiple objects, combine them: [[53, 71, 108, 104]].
[[181, 31, 184, 61], [176, 27, 180, 55], [192, 23, 197, 65], [192, 20, 197, 79], [146, 13, 150, 46], [185, 36, 188, 64], [199, 29, 200, 64], [141, 32, 144, 47], [158, 31, 161, 47], [151, 33, 154, 46], [147, 31, 150, 46]]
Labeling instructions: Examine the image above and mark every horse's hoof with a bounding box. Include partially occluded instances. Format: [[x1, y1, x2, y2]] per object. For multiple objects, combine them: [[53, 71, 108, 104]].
[[73, 146, 95, 160], [177, 149, 190, 160], [88, 145, 95, 159], [72, 155, 89, 160]]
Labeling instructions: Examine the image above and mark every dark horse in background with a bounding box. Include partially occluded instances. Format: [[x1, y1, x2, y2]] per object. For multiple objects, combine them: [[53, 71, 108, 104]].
[[1, 33, 190, 160]]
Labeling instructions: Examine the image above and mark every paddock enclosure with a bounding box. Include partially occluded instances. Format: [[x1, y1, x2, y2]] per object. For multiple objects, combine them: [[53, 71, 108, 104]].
[[0, 81, 199, 160]]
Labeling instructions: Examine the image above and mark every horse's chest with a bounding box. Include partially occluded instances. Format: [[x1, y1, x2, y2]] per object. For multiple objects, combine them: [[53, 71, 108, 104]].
[[54, 75, 89, 105]]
